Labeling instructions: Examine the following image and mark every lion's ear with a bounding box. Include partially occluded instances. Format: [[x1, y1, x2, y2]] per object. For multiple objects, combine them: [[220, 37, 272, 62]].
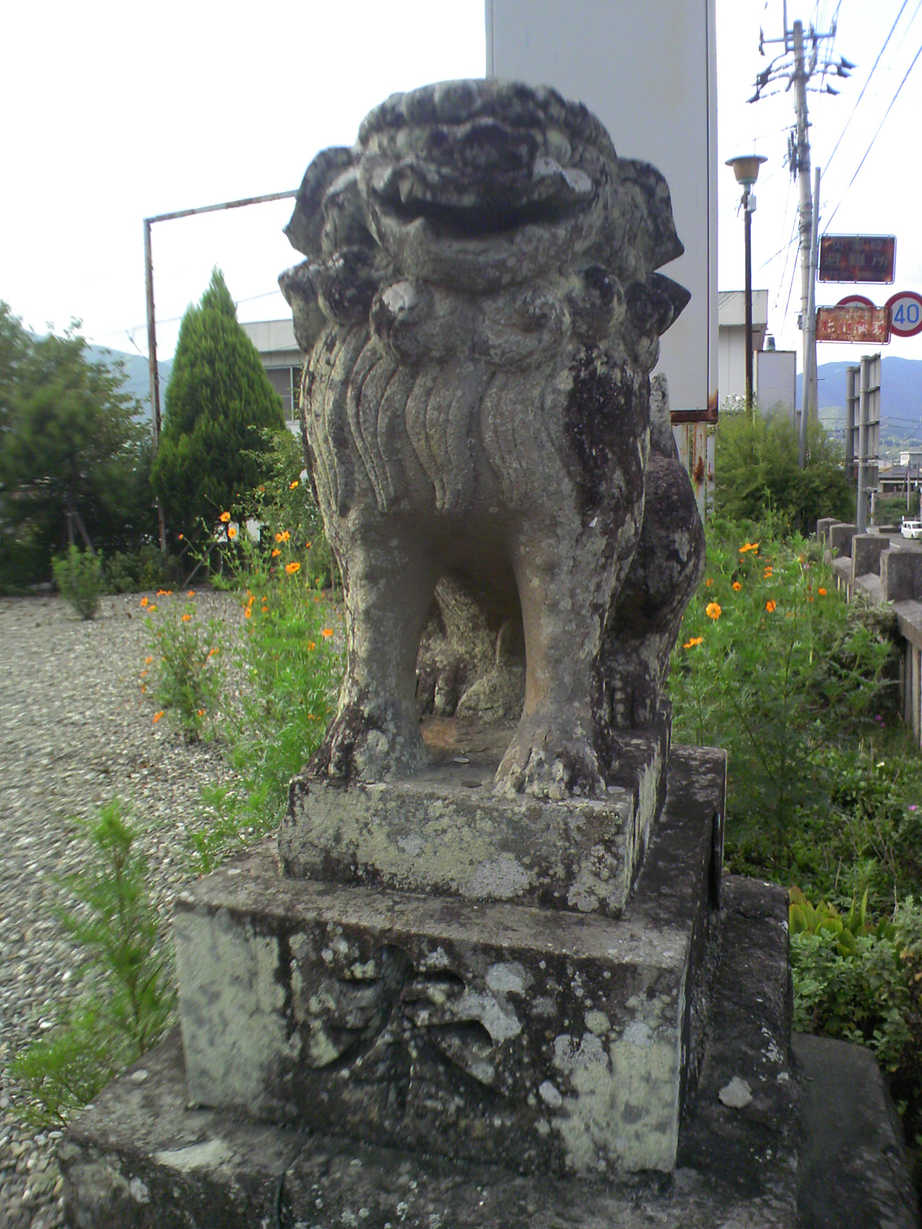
[[617, 159, 685, 272], [285, 147, 357, 257]]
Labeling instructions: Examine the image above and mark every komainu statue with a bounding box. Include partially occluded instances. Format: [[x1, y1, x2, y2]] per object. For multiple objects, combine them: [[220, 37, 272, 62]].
[[281, 79, 704, 798]]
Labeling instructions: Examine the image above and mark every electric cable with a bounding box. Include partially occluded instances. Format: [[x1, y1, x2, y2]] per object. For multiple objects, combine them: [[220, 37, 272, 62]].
[[824, 0, 916, 178], [825, 38, 922, 228]]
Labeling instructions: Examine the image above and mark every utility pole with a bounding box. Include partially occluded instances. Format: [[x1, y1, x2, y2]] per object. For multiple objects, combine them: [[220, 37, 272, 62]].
[[750, 12, 851, 465]]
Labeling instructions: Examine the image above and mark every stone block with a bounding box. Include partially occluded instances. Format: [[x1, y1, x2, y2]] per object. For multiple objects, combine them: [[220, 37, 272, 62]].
[[828, 522, 859, 558], [882, 548, 922, 602], [280, 726, 667, 917], [815, 517, 838, 542], [851, 533, 890, 581], [174, 748, 724, 1178]]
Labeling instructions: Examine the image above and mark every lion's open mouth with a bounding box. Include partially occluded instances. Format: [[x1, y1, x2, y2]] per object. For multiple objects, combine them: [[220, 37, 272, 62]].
[[369, 153, 595, 241]]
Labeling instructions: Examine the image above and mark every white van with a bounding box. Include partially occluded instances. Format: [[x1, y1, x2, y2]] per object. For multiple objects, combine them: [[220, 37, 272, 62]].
[[901, 520, 922, 539]]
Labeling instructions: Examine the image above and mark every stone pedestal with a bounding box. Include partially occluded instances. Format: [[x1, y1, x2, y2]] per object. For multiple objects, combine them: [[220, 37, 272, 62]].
[[174, 744, 719, 1179]]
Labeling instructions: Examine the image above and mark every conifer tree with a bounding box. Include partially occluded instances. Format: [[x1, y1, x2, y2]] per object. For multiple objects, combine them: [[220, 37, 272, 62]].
[[152, 269, 285, 539]]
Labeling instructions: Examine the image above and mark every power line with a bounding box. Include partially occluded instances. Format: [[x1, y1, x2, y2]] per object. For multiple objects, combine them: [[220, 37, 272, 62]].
[[825, 39, 922, 228], [824, 0, 916, 178]]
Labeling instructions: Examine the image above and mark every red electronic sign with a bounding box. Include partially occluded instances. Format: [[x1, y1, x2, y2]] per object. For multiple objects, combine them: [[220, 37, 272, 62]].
[[819, 235, 896, 284]]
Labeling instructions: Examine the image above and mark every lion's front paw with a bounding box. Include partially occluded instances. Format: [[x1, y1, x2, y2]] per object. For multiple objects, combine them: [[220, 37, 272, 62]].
[[495, 718, 605, 800], [308, 704, 425, 784]]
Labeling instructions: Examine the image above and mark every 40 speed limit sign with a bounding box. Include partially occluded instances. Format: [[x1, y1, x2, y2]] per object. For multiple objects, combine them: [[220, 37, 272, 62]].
[[885, 291, 922, 338]]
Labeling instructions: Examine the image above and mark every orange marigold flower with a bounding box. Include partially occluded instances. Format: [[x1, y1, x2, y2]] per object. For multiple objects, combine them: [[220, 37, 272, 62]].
[[207, 647, 218, 658], [245, 607, 252, 619], [144, 656, 153, 664], [227, 525, 238, 539], [321, 627, 334, 638], [178, 533, 184, 541], [817, 587, 828, 596], [219, 511, 231, 523], [732, 581, 742, 591], [683, 636, 704, 649], [765, 599, 777, 613], [187, 589, 196, 597], [763, 567, 773, 579], [152, 711, 165, 724], [705, 602, 721, 620], [182, 613, 192, 622], [285, 561, 301, 574], [289, 479, 299, 489], [305, 540, 312, 549], [704, 577, 713, 587], [140, 669, 148, 678], [307, 641, 316, 651], [739, 542, 759, 554], [261, 605, 269, 613], [197, 709, 205, 717], [271, 548, 281, 557], [148, 604, 157, 612], [140, 596, 149, 607]]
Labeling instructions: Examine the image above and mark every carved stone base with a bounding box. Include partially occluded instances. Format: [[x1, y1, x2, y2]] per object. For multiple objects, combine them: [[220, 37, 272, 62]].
[[174, 748, 722, 1178]]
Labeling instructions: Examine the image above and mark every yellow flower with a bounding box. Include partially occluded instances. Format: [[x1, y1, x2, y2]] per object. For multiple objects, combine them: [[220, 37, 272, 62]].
[[219, 511, 231, 523], [705, 602, 721, 621], [289, 479, 299, 489], [739, 542, 759, 554], [321, 627, 334, 638], [765, 599, 777, 613], [182, 613, 192, 622], [732, 581, 742, 591], [285, 561, 301, 574], [227, 525, 238, 539], [683, 636, 704, 649], [152, 711, 164, 724]]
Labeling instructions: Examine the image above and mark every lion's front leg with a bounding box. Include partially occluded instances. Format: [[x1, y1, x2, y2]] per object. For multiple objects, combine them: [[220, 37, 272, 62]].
[[309, 537, 435, 783], [495, 514, 640, 799]]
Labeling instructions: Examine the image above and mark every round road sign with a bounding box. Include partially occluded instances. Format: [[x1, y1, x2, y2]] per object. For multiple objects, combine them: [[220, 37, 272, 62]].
[[836, 294, 875, 309], [885, 290, 922, 338]]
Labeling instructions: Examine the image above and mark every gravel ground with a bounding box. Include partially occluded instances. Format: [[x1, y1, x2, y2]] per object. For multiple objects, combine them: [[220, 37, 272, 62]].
[[0, 588, 245, 1228]]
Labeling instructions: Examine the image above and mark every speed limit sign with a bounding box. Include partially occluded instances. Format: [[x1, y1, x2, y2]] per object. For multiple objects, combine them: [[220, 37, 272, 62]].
[[885, 291, 922, 338]]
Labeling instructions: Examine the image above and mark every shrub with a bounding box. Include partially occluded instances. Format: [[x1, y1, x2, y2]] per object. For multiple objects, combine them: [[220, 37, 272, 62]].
[[145, 598, 224, 742], [52, 545, 104, 620], [10, 800, 174, 1125]]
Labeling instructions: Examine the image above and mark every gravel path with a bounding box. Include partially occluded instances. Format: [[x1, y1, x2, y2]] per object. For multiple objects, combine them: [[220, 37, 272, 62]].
[[0, 589, 246, 1228]]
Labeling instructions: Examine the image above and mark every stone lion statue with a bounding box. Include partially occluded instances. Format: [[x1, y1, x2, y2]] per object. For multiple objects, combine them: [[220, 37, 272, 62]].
[[281, 79, 704, 798]]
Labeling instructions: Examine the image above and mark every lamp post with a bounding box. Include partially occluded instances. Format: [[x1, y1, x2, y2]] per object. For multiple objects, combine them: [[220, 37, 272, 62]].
[[726, 155, 766, 416]]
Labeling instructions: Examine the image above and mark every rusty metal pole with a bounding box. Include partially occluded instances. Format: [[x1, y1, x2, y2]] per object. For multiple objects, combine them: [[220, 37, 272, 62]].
[[143, 218, 167, 552]]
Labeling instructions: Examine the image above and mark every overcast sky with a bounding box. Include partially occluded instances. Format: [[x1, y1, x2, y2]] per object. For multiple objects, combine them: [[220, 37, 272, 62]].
[[3, 0, 920, 368]]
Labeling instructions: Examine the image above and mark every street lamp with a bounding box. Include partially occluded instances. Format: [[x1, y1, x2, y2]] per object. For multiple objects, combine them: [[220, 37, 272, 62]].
[[726, 154, 767, 416]]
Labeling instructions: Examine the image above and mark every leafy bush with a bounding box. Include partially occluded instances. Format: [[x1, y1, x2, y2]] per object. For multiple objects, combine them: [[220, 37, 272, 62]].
[[105, 545, 175, 594], [10, 801, 174, 1125], [670, 517, 895, 876], [145, 598, 223, 742], [184, 566, 341, 873], [715, 408, 853, 534], [52, 545, 104, 620], [791, 893, 922, 1146]]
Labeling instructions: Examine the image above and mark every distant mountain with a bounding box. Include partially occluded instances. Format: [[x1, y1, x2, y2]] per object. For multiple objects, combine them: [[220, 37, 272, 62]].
[[84, 343, 172, 421], [797, 356, 922, 454]]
